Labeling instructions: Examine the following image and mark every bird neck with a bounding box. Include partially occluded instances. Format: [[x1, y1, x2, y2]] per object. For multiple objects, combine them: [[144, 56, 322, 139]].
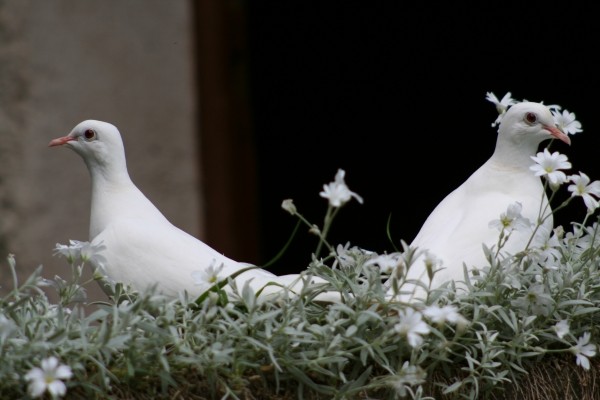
[[87, 166, 169, 240], [490, 134, 544, 170], [88, 167, 133, 239]]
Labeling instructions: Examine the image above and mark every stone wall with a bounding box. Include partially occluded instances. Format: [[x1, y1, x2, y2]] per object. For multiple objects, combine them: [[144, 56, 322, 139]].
[[0, 0, 201, 302]]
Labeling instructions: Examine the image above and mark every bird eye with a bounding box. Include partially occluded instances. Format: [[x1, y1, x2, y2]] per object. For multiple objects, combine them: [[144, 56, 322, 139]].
[[84, 129, 96, 141], [524, 112, 538, 125]]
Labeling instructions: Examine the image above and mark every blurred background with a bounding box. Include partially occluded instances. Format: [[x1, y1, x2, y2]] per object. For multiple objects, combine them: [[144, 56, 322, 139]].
[[1, 1, 598, 301]]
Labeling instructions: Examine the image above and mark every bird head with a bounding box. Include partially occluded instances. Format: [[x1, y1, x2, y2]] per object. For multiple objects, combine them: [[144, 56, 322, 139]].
[[49, 120, 127, 174], [498, 102, 571, 147]]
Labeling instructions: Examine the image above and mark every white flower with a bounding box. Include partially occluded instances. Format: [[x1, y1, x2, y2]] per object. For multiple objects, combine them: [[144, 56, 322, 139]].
[[54, 240, 105, 265], [319, 169, 363, 208], [568, 172, 600, 213], [552, 108, 583, 135], [394, 308, 431, 348], [25, 357, 73, 398], [335, 244, 374, 269], [536, 226, 562, 263], [488, 202, 532, 233], [422, 251, 442, 269], [510, 284, 554, 316], [191, 260, 225, 292], [334, 243, 353, 268], [486, 91, 517, 127], [53, 240, 85, 263], [390, 361, 427, 397], [530, 148, 572, 187], [422, 250, 443, 282], [570, 332, 596, 370], [554, 320, 570, 339], [423, 304, 469, 327], [281, 199, 297, 215], [364, 252, 403, 274]]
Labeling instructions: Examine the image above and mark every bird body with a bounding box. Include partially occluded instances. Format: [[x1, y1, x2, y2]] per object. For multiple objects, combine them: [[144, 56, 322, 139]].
[[397, 102, 571, 301], [49, 120, 330, 299]]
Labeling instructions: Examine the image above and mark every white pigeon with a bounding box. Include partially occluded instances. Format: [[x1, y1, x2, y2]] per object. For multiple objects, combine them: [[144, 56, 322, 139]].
[[395, 101, 571, 302], [49, 120, 334, 300]]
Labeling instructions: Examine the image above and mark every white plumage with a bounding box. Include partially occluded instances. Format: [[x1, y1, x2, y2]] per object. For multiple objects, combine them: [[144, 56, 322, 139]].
[[49, 120, 330, 299], [397, 102, 571, 301]]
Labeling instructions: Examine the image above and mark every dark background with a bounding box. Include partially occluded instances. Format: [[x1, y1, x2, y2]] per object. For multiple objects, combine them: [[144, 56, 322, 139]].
[[244, 3, 599, 273]]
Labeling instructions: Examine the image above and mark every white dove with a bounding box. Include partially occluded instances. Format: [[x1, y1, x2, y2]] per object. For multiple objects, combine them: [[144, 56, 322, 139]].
[[49, 120, 334, 300], [396, 101, 571, 302]]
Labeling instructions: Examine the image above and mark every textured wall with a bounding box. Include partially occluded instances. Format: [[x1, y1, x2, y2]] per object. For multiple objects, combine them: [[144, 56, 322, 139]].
[[0, 0, 201, 302]]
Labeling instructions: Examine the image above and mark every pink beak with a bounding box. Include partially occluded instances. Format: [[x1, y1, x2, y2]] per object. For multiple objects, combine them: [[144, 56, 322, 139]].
[[48, 136, 76, 147], [544, 124, 571, 146]]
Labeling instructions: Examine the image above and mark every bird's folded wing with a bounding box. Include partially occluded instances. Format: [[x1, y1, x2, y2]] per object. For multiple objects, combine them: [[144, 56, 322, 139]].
[[91, 218, 261, 294]]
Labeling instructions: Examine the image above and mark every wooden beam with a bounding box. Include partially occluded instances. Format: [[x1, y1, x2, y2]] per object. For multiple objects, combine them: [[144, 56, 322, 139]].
[[193, 0, 259, 264]]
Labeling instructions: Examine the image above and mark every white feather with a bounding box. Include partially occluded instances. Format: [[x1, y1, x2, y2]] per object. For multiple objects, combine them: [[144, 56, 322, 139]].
[[395, 102, 570, 302], [50, 120, 337, 301]]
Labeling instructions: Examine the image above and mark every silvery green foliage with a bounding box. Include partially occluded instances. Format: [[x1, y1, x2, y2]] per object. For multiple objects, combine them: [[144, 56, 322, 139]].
[[1, 213, 600, 399], [3, 160, 600, 398]]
